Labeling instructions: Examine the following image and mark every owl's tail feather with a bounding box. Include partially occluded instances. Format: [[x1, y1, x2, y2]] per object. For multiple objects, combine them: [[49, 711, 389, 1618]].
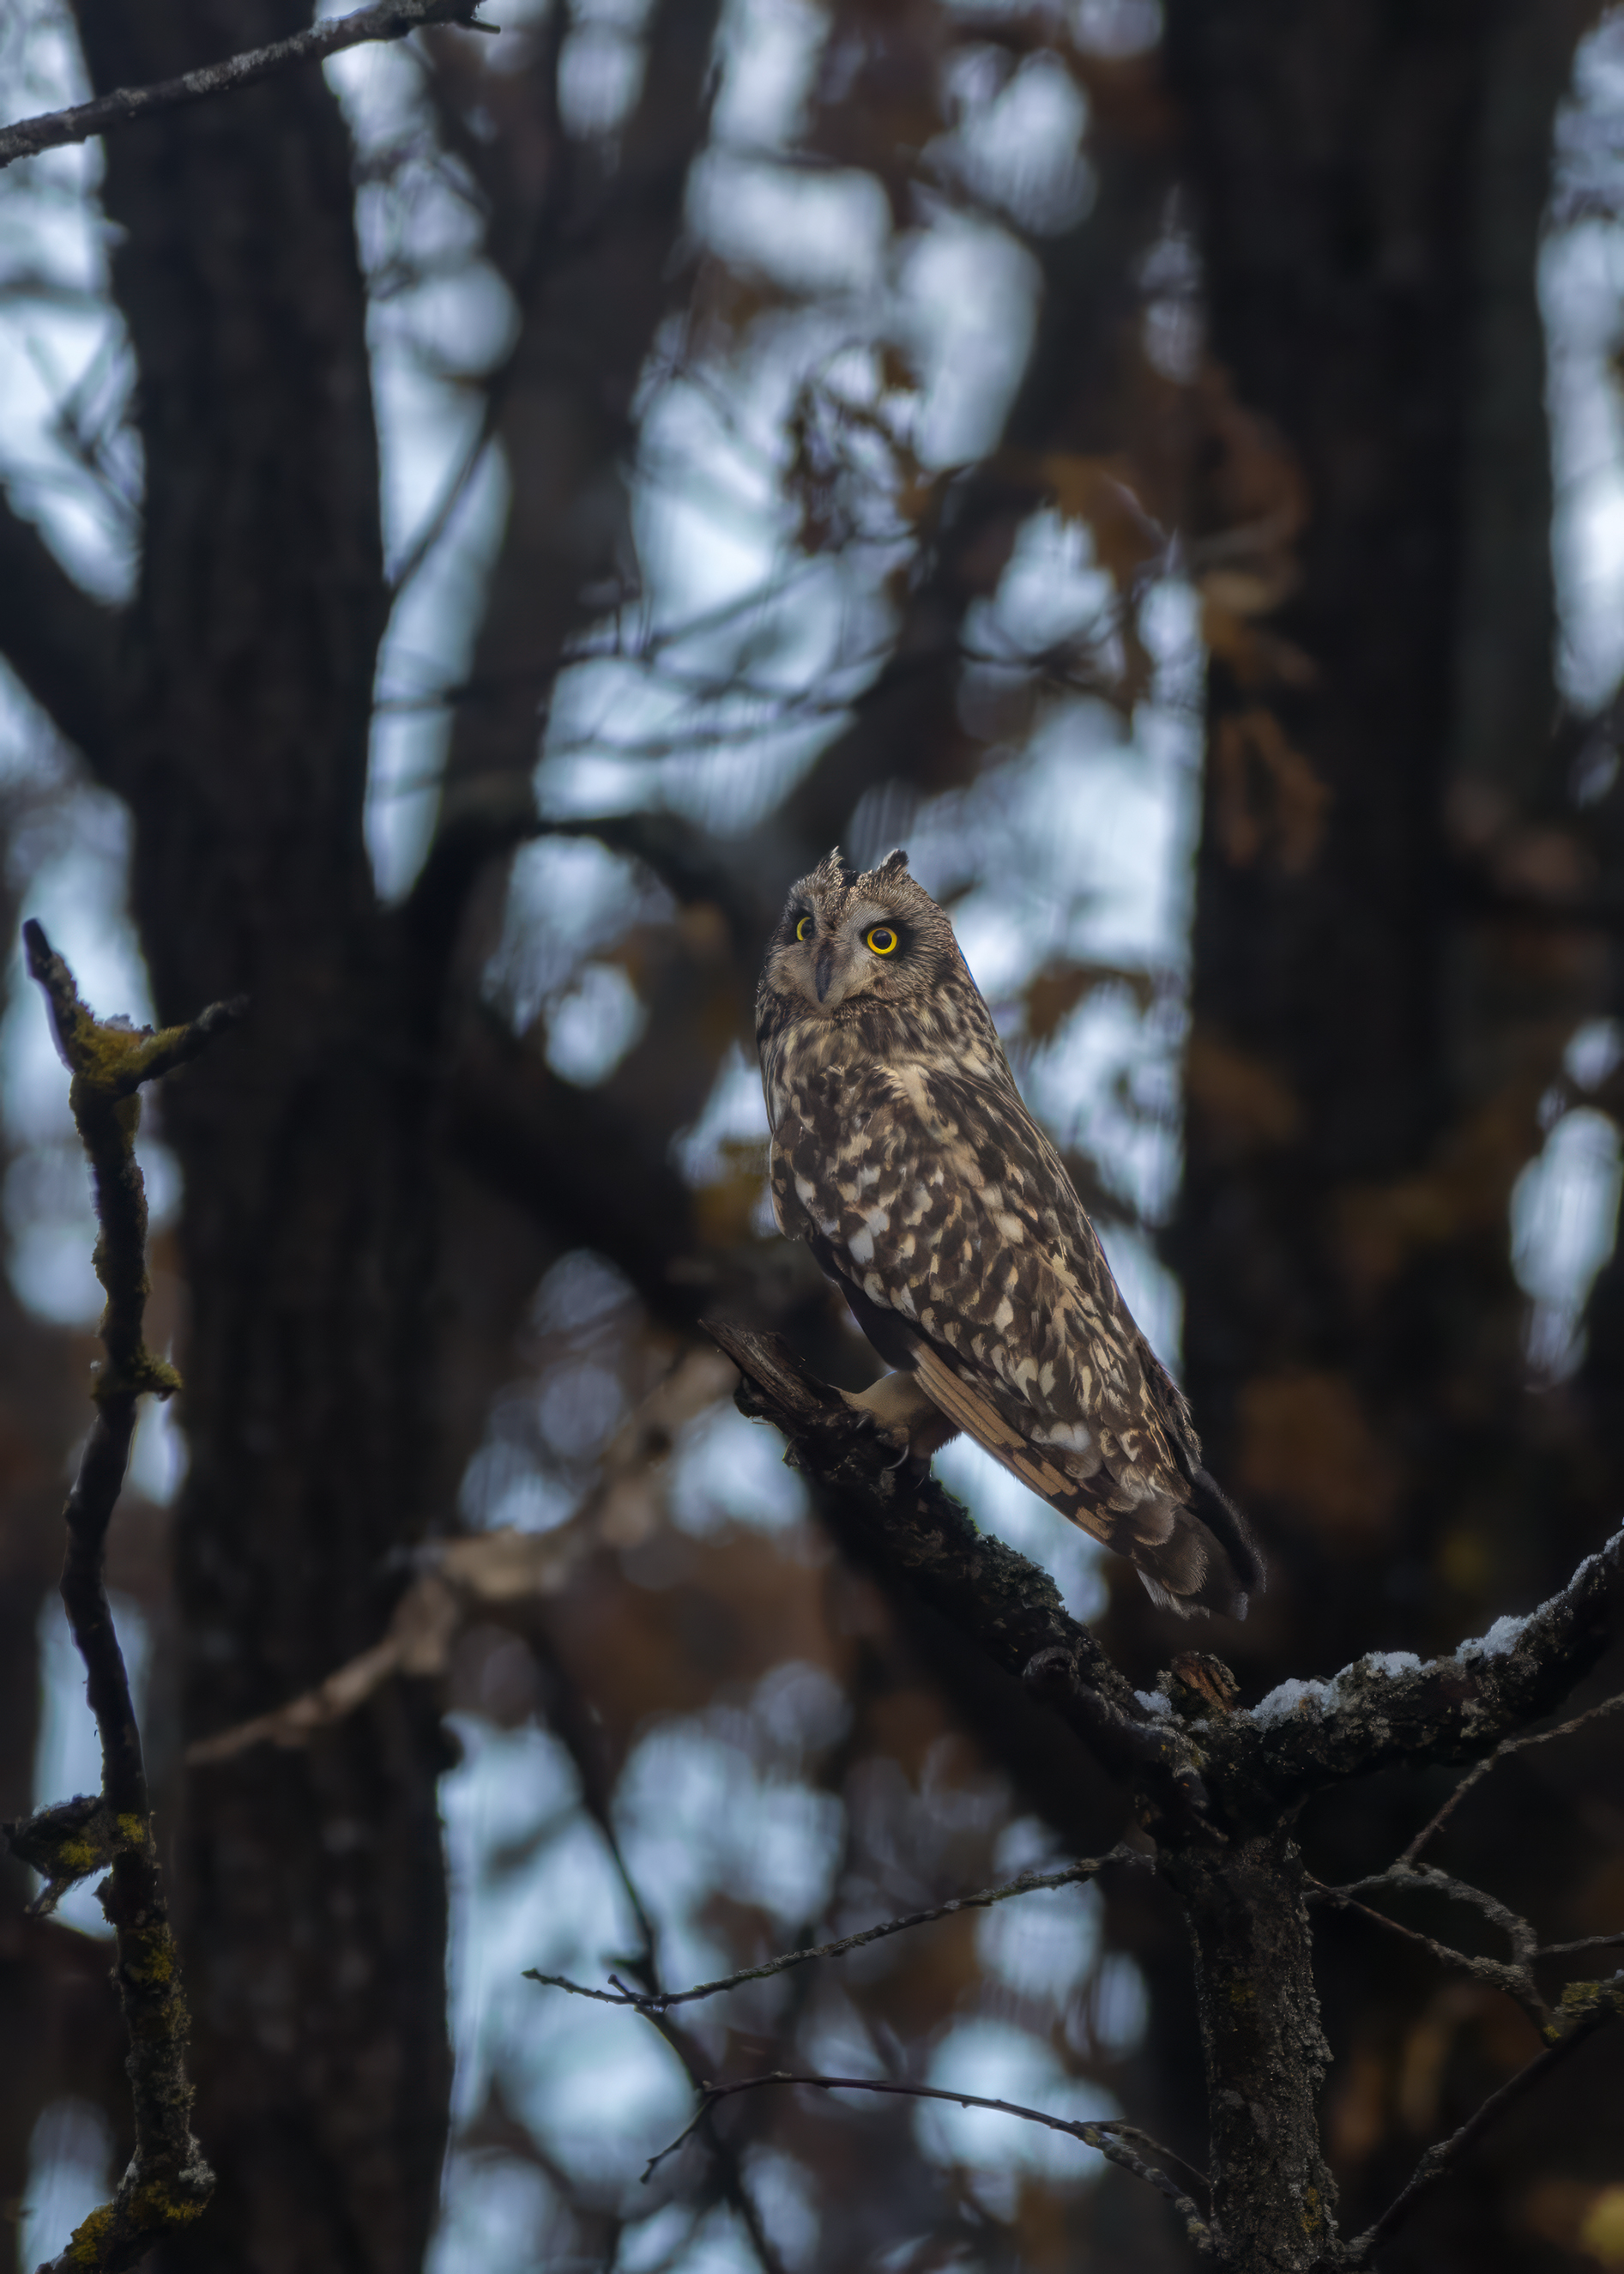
[[1114, 1474, 1265, 1621]]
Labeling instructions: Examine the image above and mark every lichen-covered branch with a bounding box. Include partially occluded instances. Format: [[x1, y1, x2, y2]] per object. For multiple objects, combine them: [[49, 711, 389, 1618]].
[[1398, 1687, 1624, 1865], [1344, 1979, 1624, 2265], [3, 921, 244, 2273], [0, 0, 494, 173], [709, 1325, 1215, 1834], [1216, 1531, 1624, 1812]]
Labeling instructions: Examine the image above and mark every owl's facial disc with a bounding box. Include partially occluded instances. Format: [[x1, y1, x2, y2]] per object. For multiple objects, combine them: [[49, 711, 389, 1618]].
[[801, 899, 903, 1011], [761, 848, 953, 1027]]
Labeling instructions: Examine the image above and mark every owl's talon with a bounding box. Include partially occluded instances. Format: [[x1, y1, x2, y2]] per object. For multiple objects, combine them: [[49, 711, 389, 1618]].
[[839, 1373, 957, 1467]]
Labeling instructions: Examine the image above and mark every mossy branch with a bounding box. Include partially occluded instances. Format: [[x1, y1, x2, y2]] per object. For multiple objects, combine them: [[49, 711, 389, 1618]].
[[7, 921, 245, 2274]]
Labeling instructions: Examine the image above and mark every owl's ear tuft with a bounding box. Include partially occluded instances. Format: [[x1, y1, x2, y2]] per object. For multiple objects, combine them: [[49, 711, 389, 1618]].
[[876, 847, 909, 879], [812, 844, 854, 890]]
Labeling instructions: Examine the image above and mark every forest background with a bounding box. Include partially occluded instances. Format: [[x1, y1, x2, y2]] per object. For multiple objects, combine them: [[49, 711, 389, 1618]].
[[0, 0, 1622, 2268]]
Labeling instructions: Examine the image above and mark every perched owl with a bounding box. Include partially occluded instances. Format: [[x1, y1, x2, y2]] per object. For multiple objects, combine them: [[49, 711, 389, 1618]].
[[756, 845, 1264, 1618]]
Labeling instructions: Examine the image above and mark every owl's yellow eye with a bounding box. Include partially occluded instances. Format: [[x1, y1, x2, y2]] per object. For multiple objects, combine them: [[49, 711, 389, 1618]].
[[794, 914, 814, 942], [865, 924, 898, 955]]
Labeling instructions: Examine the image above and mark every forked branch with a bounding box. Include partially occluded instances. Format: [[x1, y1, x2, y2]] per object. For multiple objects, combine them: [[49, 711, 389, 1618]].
[[3, 922, 244, 2274], [528, 1844, 1144, 2011], [643, 2071, 1215, 2254]]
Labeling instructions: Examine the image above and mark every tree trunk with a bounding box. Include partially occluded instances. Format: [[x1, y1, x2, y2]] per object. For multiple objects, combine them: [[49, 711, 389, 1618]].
[[1160, 0, 1619, 2251], [67, 6, 449, 2266]]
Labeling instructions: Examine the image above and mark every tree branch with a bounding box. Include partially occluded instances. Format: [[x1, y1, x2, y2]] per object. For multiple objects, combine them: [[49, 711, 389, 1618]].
[[709, 1325, 1217, 1836], [645, 2072, 1216, 2254], [1398, 1688, 1624, 1865], [0, 0, 497, 172], [527, 1845, 1144, 2011], [1226, 1532, 1624, 1809], [1344, 1977, 1624, 2265], [3, 922, 244, 2274], [0, 487, 120, 772], [530, 1635, 788, 2274]]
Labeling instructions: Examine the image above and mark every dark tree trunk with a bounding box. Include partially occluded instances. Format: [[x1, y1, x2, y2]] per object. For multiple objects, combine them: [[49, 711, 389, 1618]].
[[63, 7, 448, 2267], [34, 2, 733, 2265], [1158, 0, 1621, 2253]]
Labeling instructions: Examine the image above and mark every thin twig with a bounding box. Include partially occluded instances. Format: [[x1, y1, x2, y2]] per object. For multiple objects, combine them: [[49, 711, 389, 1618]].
[[1346, 1979, 1624, 2265], [1401, 1690, 1624, 1864], [1313, 1860, 1552, 2030], [530, 1640, 788, 2274], [0, 0, 496, 174], [1535, 1931, 1624, 1960], [528, 1847, 1141, 2011], [7, 922, 245, 2274], [643, 2072, 1216, 2254], [1307, 1878, 1551, 2032]]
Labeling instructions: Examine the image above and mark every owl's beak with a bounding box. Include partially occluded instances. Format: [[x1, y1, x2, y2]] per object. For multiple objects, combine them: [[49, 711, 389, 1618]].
[[812, 941, 837, 1003]]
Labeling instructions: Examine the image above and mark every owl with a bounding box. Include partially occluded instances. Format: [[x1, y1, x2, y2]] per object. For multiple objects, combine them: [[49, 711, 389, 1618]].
[[755, 845, 1264, 1618]]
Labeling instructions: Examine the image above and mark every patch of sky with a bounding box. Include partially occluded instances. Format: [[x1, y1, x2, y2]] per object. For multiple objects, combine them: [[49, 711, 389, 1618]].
[[544, 960, 649, 1086], [559, 0, 657, 141], [672, 1040, 770, 1187], [798, 1988, 887, 2082], [1, 764, 172, 1325], [1072, 0, 1164, 57], [742, 2146, 821, 2271], [752, 1659, 852, 1760], [899, 213, 1041, 466], [0, 0, 138, 603], [917, 2016, 1120, 2180], [1090, 1951, 1150, 2053], [1512, 1104, 1622, 1379], [934, 1438, 1108, 1624], [933, 50, 1095, 238], [21, 2097, 112, 2274], [486, 835, 668, 1034], [973, 509, 1119, 663], [616, 2203, 700, 2273], [33, 1590, 150, 1936], [691, 154, 894, 299], [533, 1245, 639, 1332], [975, 1875, 1102, 2004], [459, 1435, 577, 1532], [615, 1712, 843, 1969], [426, 2152, 557, 2274], [535, 1360, 629, 1461], [438, 1714, 691, 2189], [710, 0, 827, 151], [1567, 1017, 1624, 1091], [1549, 15, 1624, 713], [668, 1397, 812, 1535], [130, 1392, 187, 1507], [669, 2206, 776, 2274]]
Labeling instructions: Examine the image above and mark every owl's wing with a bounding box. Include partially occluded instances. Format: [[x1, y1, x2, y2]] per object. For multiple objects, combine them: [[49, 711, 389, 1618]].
[[780, 1057, 1260, 1616]]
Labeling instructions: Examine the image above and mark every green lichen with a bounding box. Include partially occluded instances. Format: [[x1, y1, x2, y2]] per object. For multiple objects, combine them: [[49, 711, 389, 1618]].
[[66, 2205, 116, 2266]]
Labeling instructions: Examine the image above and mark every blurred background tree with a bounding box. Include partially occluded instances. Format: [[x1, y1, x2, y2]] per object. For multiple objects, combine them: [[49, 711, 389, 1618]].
[[0, 0, 1621, 2268]]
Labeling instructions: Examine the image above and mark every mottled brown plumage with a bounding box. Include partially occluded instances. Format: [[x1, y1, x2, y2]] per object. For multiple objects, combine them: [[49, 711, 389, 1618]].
[[756, 845, 1264, 1618]]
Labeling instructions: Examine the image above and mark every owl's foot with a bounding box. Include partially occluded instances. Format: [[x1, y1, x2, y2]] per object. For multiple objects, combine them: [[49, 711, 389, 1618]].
[[841, 1370, 960, 1465]]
